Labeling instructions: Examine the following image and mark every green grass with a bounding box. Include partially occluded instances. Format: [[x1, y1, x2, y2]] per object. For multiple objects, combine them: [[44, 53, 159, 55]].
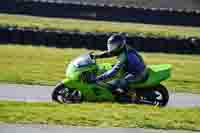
[[0, 44, 200, 93], [0, 101, 200, 131], [1, 13, 200, 38]]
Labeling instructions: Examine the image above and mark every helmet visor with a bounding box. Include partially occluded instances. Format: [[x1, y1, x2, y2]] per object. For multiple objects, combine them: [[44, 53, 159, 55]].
[[107, 42, 122, 52]]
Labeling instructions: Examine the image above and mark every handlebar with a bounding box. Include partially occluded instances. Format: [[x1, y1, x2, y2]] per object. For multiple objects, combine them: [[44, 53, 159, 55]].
[[88, 52, 96, 61]]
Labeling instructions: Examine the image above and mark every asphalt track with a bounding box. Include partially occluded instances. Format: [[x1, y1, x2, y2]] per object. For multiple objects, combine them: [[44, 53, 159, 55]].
[[0, 83, 200, 107], [0, 83, 200, 133], [0, 124, 199, 133]]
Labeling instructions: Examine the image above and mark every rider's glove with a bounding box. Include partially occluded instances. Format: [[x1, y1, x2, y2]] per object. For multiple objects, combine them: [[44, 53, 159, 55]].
[[89, 52, 96, 59]]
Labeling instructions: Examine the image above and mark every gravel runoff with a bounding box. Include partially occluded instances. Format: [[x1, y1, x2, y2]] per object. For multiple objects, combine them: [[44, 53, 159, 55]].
[[0, 83, 200, 107]]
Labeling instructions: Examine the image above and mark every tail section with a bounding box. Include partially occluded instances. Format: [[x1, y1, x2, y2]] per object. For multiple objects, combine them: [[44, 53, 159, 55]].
[[132, 64, 172, 88]]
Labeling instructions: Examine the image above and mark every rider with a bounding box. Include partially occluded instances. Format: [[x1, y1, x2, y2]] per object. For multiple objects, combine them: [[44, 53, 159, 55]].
[[92, 33, 147, 95]]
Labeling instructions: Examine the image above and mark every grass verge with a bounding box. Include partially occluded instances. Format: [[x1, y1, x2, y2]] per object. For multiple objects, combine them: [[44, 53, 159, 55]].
[[0, 13, 200, 38], [0, 44, 200, 93], [0, 101, 199, 131]]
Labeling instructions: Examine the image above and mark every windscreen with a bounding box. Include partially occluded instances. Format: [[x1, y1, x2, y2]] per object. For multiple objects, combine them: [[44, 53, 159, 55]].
[[71, 54, 95, 68]]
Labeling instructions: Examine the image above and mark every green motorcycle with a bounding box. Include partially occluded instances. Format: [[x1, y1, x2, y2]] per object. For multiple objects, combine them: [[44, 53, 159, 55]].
[[52, 53, 171, 106]]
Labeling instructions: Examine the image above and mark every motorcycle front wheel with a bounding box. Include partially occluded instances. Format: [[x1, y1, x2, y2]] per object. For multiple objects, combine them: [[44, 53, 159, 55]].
[[51, 82, 82, 104]]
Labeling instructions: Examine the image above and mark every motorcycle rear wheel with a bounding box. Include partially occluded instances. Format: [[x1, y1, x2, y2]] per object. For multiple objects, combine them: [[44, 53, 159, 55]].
[[133, 84, 169, 107]]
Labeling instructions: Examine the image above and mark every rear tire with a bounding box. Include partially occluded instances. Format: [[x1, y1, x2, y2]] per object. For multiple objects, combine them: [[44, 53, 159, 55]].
[[135, 84, 169, 107], [151, 84, 169, 106]]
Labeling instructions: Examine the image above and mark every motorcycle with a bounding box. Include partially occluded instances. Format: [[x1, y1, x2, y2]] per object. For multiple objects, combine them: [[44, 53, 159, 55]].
[[52, 53, 171, 107]]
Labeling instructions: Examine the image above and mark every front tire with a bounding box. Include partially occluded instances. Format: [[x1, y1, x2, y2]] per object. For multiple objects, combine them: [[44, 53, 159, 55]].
[[51, 82, 82, 104], [52, 83, 64, 103]]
